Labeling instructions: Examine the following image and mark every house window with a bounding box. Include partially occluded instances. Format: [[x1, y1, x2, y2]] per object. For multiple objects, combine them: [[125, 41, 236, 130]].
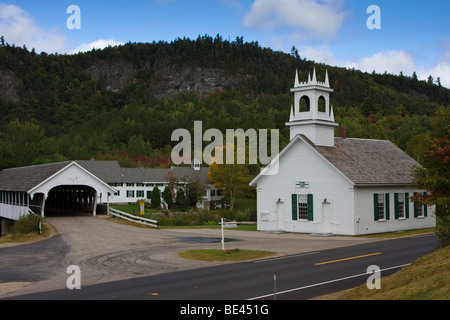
[[126, 183, 135, 187], [395, 193, 409, 219], [211, 190, 216, 197], [374, 193, 390, 221], [136, 183, 145, 187], [126, 190, 135, 198], [397, 193, 405, 218], [291, 194, 314, 221], [414, 192, 428, 218], [136, 190, 144, 198], [378, 194, 385, 220], [109, 183, 123, 187]]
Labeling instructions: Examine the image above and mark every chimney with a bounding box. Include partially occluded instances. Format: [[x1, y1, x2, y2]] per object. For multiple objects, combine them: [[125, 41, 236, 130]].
[[168, 170, 175, 198], [339, 126, 347, 139]]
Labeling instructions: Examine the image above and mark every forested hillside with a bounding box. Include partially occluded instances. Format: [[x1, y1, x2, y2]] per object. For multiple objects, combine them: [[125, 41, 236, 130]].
[[0, 35, 449, 170]]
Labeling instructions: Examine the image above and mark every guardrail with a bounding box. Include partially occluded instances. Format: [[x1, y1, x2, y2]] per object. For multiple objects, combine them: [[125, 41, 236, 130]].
[[108, 207, 159, 229]]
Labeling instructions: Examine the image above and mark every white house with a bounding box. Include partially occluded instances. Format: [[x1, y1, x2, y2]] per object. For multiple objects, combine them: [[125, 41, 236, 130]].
[[249, 69, 435, 236], [76, 161, 223, 208]]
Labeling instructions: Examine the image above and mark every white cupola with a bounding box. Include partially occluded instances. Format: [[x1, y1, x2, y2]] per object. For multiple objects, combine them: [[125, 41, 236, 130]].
[[286, 68, 338, 147]]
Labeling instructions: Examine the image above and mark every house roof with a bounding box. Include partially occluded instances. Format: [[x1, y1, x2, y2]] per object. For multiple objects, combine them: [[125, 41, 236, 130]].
[[0, 161, 72, 192], [309, 136, 421, 185], [76, 160, 212, 185], [251, 134, 421, 186]]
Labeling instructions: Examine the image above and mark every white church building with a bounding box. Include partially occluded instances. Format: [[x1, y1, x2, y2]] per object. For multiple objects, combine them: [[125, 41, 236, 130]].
[[250, 69, 435, 236]]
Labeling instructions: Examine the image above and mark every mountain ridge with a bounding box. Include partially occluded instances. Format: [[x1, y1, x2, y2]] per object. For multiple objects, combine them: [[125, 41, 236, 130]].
[[0, 35, 448, 169]]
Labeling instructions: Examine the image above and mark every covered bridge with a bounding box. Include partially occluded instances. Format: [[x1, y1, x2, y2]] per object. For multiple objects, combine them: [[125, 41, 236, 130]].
[[0, 161, 116, 227]]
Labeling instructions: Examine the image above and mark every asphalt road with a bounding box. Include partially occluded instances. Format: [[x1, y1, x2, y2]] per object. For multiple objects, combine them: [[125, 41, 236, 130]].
[[4, 234, 438, 300], [0, 215, 439, 301]]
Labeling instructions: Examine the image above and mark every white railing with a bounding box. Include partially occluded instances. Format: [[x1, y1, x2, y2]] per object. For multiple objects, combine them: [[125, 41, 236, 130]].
[[108, 207, 158, 228], [0, 203, 31, 221]]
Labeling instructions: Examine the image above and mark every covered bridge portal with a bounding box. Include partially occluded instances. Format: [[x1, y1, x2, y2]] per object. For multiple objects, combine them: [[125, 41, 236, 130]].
[[0, 161, 116, 223]]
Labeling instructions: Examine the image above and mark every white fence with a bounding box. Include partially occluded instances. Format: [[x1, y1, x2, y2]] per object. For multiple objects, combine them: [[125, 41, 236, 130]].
[[108, 207, 159, 228]]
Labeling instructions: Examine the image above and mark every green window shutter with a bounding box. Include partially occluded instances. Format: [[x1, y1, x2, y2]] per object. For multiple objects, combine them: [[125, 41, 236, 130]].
[[414, 192, 418, 218], [405, 193, 410, 219], [385, 193, 390, 220], [424, 192, 428, 217], [307, 194, 314, 221], [374, 194, 379, 221], [291, 194, 298, 221], [394, 193, 399, 219]]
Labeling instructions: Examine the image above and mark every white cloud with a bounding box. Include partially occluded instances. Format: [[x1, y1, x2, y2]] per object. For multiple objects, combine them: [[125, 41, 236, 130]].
[[0, 3, 67, 53], [300, 45, 450, 88], [243, 0, 346, 39], [357, 51, 416, 75], [71, 39, 125, 54], [419, 61, 450, 89]]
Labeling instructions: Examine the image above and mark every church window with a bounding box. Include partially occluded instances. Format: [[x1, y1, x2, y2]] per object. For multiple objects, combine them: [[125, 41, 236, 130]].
[[374, 193, 390, 221], [318, 96, 326, 112], [291, 194, 314, 221], [413, 192, 428, 218], [299, 96, 310, 112], [298, 194, 308, 220], [394, 193, 408, 219]]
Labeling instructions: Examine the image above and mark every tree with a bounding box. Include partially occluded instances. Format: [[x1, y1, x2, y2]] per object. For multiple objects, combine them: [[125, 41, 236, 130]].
[[163, 186, 173, 209], [0, 120, 60, 170], [171, 175, 204, 209], [175, 188, 187, 210], [151, 186, 161, 209], [207, 141, 255, 209], [412, 106, 450, 247]]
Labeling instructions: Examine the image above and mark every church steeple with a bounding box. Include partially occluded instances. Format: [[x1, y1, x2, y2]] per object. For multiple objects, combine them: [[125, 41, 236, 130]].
[[286, 68, 338, 147]]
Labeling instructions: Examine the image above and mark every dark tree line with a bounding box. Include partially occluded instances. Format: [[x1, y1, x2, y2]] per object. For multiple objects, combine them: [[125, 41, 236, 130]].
[[0, 35, 448, 170]]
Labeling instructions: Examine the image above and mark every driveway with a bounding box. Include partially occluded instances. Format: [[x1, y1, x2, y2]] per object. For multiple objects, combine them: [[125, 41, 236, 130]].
[[0, 215, 380, 297]]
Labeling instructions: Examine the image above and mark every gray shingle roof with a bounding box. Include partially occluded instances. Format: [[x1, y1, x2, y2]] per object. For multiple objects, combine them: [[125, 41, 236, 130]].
[[307, 136, 421, 185], [172, 167, 211, 185], [76, 160, 212, 184], [0, 160, 213, 193], [75, 160, 122, 182], [0, 161, 72, 192]]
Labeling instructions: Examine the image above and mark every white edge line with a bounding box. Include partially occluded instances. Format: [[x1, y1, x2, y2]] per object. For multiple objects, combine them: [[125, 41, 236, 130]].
[[247, 263, 411, 300]]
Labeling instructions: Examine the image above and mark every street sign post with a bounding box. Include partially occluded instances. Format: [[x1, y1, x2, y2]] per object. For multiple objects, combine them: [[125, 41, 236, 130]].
[[220, 218, 237, 250]]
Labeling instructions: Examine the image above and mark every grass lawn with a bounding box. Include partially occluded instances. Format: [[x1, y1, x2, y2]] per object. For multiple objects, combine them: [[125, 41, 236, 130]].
[[338, 244, 450, 300], [178, 248, 278, 262], [0, 222, 55, 246]]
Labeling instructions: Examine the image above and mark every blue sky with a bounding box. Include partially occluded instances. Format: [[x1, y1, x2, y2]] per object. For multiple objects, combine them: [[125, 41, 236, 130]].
[[1, 0, 449, 87]]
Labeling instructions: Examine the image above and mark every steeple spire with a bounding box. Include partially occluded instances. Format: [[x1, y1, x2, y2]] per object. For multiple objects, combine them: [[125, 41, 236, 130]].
[[294, 69, 300, 87], [286, 67, 338, 147], [312, 67, 317, 83]]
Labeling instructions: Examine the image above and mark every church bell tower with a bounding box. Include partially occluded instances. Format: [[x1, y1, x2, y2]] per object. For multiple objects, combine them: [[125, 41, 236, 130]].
[[286, 68, 338, 147]]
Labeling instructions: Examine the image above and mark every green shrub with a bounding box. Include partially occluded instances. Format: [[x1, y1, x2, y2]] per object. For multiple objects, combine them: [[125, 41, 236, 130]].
[[12, 214, 44, 234], [235, 210, 250, 221]]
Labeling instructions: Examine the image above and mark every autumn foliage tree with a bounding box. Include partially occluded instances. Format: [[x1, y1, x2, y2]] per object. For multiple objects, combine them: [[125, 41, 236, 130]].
[[412, 106, 450, 247], [207, 140, 256, 210]]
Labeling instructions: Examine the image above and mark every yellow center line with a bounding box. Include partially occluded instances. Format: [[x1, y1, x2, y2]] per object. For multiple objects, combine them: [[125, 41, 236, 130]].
[[314, 252, 383, 266]]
